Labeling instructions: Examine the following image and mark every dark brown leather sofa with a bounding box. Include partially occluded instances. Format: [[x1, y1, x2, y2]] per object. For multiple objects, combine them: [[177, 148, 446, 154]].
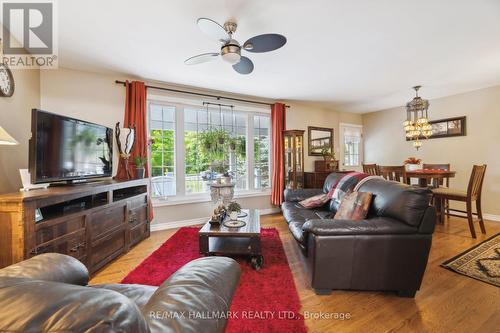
[[282, 173, 436, 297], [0, 253, 240, 332]]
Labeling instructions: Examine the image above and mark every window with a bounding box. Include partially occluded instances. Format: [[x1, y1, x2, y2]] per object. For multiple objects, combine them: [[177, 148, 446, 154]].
[[149, 103, 176, 197], [149, 99, 271, 199], [341, 124, 362, 167], [253, 115, 271, 189], [184, 107, 247, 194]]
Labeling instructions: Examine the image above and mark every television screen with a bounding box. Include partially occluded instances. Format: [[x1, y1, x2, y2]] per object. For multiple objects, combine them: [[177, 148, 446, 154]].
[[30, 109, 113, 183]]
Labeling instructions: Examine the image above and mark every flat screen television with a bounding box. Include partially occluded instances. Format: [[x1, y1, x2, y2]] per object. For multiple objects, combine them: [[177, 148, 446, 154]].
[[29, 109, 113, 184]]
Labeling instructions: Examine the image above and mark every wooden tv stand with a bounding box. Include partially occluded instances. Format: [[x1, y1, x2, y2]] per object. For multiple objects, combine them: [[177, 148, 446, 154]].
[[0, 178, 151, 274]]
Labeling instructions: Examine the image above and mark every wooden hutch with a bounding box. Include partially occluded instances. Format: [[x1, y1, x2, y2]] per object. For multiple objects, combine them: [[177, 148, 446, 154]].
[[0, 179, 150, 274]]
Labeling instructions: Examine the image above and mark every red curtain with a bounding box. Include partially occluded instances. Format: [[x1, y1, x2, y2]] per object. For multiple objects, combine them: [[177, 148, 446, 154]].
[[115, 80, 148, 180], [124, 80, 148, 177], [271, 103, 286, 205]]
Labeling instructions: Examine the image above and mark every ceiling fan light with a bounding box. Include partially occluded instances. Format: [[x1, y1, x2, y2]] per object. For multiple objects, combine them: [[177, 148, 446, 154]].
[[221, 40, 241, 64], [222, 52, 241, 64]]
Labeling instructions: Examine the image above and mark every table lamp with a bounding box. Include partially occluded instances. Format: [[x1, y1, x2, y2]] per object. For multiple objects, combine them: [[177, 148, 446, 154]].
[[0, 126, 18, 145]]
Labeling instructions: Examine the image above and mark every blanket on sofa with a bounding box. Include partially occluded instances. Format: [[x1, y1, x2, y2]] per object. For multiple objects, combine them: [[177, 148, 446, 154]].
[[328, 171, 371, 207]]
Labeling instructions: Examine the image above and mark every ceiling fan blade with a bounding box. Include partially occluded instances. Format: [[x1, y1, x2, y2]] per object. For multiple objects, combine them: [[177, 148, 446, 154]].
[[197, 18, 230, 43], [233, 56, 254, 75], [243, 34, 287, 53], [184, 52, 219, 65]]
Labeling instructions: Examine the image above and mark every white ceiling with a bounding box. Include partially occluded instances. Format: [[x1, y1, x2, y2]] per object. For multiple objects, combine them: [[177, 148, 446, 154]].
[[13, 0, 500, 112]]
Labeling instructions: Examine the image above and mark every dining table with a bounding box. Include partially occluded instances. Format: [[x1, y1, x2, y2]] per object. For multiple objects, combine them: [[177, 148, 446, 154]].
[[406, 169, 456, 188]]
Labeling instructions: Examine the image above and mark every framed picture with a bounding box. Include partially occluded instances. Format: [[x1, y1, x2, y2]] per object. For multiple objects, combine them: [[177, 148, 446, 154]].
[[308, 126, 333, 156], [406, 116, 466, 141]]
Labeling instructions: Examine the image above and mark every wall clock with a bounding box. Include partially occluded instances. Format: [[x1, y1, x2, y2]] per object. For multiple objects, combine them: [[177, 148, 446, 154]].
[[0, 63, 15, 97]]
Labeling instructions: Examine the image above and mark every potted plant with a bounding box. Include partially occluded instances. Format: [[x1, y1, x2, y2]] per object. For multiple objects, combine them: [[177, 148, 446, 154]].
[[135, 156, 147, 179], [321, 147, 335, 162], [227, 201, 241, 221], [321, 147, 338, 170], [229, 138, 237, 151], [214, 128, 228, 145], [404, 157, 422, 171]]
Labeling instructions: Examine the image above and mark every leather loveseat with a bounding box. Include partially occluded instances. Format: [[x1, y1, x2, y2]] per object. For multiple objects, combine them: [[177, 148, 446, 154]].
[[282, 173, 436, 297], [0, 253, 240, 332]]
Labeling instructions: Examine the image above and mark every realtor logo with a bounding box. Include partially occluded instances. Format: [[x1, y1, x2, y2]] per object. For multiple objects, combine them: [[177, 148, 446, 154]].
[[1, 0, 58, 68]]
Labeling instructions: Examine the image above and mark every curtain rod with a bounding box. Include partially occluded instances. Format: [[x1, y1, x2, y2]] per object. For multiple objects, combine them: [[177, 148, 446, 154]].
[[115, 80, 290, 108]]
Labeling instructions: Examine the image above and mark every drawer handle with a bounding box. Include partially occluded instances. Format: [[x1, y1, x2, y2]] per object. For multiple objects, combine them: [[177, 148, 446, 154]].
[[70, 242, 86, 252], [129, 212, 137, 223]]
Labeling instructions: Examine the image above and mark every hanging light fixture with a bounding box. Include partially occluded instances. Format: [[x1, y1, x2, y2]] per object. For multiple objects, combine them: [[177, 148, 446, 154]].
[[403, 86, 432, 150]]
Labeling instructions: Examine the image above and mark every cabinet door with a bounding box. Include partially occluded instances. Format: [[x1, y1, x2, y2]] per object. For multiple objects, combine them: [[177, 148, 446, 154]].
[[89, 229, 126, 273], [30, 230, 86, 262], [89, 204, 126, 241]]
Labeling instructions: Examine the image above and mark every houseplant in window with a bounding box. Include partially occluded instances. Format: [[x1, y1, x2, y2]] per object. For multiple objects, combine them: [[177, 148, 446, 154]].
[[215, 128, 228, 145], [227, 201, 241, 221], [135, 156, 147, 179]]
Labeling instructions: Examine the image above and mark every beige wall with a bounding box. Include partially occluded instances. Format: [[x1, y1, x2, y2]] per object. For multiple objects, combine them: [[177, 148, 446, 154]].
[[363, 85, 500, 217], [286, 102, 363, 171], [0, 69, 40, 193], [40, 68, 126, 174]]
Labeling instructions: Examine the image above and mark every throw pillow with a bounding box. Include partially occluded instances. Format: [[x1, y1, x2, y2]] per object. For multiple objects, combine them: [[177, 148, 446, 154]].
[[298, 193, 330, 209], [334, 191, 373, 220]]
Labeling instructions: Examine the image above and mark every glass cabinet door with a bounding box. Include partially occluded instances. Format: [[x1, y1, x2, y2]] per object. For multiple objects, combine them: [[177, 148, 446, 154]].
[[283, 130, 304, 190]]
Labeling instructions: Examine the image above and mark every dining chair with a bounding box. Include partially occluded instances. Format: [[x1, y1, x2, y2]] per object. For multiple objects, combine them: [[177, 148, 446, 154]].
[[423, 163, 451, 215], [362, 163, 379, 176], [432, 165, 487, 238], [378, 165, 409, 184]]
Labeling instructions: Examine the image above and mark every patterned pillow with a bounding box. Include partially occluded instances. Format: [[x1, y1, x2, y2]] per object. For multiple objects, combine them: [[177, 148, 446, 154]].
[[298, 193, 330, 209], [334, 191, 373, 220]]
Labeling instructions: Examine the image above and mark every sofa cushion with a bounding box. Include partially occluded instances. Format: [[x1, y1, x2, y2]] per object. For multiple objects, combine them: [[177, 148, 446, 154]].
[[314, 209, 334, 219], [357, 178, 432, 227], [91, 283, 157, 310], [302, 217, 418, 236], [282, 202, 321, 224], [334, 192, 372, 220], [284, 188, 324, 202], [289, 221, 306, 244], [298, 193, 330, 209]]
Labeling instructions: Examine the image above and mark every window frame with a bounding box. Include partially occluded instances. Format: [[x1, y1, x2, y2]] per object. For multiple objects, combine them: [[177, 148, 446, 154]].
[[147, 99, 272, 204], [340, 123, 363, 168]]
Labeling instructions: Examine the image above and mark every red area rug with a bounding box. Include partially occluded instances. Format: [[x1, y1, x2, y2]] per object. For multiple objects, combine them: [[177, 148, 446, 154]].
[[122, 227, 306, 333]]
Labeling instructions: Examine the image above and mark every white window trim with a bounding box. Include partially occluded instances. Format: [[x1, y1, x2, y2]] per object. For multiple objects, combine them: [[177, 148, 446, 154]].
[[148, 98, 272, 204], [339, 123, 363, 168]]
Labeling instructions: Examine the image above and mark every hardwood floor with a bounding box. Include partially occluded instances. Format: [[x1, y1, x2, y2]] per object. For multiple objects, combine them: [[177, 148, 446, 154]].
[[91, 215, 500, 333]]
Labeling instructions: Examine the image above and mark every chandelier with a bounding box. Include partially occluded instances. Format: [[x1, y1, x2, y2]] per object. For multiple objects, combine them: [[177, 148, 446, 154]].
[[403, 86, 432, 150]]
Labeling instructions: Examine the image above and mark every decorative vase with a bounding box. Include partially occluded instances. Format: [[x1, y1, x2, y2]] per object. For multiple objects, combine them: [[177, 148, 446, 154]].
[[229, 211, 238, 221], [136, 168, 145, 179]]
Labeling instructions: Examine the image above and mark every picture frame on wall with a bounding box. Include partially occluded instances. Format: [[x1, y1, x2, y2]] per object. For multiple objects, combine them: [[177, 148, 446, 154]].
[[406, 116, 466, 141], [308, 126, 334, 156]]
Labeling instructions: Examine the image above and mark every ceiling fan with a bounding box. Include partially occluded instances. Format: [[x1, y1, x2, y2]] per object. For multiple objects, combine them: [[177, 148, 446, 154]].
[[184, 18, 287, 75]]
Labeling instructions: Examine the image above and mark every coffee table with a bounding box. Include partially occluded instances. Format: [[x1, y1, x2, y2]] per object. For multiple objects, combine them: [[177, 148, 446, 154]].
[[199, 209, 263, 270]]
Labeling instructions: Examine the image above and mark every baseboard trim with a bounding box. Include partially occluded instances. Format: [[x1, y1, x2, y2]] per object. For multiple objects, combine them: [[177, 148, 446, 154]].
[[484, 214, 500, 222], [443, 210, 500, 222], [151, 207, 282, 232]]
